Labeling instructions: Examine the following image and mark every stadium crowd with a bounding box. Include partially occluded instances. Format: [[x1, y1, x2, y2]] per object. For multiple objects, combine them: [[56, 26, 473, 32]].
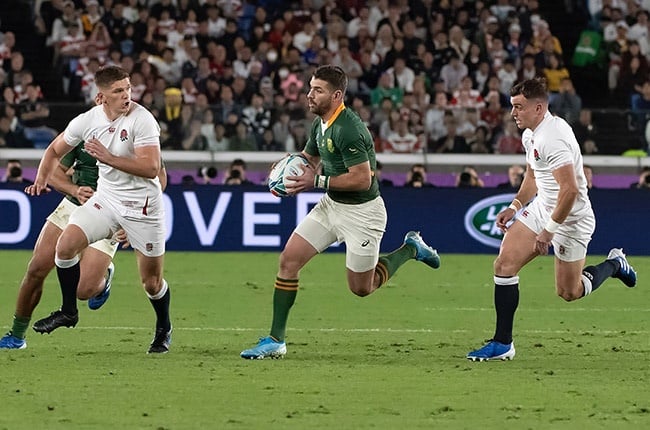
[[0, 0, 649, 157]]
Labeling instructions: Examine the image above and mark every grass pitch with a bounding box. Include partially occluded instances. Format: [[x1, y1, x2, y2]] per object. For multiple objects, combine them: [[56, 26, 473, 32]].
[[0, 250, 648, 429]]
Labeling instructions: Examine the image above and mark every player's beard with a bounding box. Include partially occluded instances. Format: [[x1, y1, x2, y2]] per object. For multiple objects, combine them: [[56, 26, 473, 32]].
[[309, 97, 331, 117]]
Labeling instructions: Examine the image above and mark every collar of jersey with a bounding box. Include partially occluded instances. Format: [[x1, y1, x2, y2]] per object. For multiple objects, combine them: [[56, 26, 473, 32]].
[[322, 103, 346, 129]]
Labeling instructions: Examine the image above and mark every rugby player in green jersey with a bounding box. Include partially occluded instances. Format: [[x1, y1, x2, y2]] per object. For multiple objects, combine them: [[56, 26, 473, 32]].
[[241, 65, 441, 359]]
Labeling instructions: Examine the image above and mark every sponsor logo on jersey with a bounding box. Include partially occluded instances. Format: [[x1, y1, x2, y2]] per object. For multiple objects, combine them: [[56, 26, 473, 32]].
[[361, 239, 370, 247], [109, 127, 116, 133], [464, 194, 515, 248]]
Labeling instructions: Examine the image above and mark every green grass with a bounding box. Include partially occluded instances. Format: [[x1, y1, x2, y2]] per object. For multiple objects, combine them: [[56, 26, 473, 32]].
[[0, 250, 649, 429]]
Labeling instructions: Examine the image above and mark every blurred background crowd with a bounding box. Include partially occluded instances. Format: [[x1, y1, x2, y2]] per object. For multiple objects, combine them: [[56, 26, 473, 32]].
[[0, 0, 649, 177]]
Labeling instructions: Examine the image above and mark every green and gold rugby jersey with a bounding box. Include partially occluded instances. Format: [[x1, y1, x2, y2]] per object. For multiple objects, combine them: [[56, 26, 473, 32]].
[[60, 142, 98, 206], [304, 104, 379, 204]]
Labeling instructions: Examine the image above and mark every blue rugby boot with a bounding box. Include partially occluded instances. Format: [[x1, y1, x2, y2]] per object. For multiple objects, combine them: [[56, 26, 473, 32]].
[[404, 231, 440, 269], [88, 262, 114, 310], [607, 248, 637, 288], [0, 333, 26, 350], [467, 340, 515, 362], [240, 336, 287, 359]]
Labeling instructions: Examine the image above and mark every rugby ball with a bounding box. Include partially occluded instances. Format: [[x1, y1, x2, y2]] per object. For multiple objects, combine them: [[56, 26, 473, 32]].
[[268, 153, 309, 197]]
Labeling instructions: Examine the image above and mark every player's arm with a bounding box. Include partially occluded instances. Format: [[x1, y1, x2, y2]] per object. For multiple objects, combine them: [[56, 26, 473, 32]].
[[325, 160, 372, 191], [496, 164, 537, 232], [512, 163, 538, 208], [158, 159, 168, 191], [84, 137, 161, 179], [48, 162, 94, 204], [548, 164, 579, 226], [25, 133, 74, 196]]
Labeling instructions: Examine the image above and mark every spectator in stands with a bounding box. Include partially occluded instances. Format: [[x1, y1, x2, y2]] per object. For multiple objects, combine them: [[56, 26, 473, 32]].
[[628, 9, 649, 56], [450, 75, 485, 109], [0, 31, 16, 69], [180, 76, 199, 104], [181, 117, 208, 150], [630, 166, 650, 189], [518, 52, 540, 83], [405, 163, 435, 188], [550, 77, 582, 126], [464, 43, 485, 78], [18, 83, 58, 149], [613, 40, 648, 107], [49, 1, 83, 65], [383, 118, 422, 153], [385, 56, 415, 94], [148, 47, 182, 86], [455, 165, 484, 188], [289, 120, 308, 152], [482, 74, 510, 108], [493, 115, 524, 154], [228, 120, 257, 151], [498, 58, 518, 95], [0, 114, 31, 148], [224, 158, 255, 185], [573, 108, 599, 149], [370, 72, 403, 108], [605, 20, 631, 94], [101, 0, 129, 43], [432, 115, 469, 153], [332, 43, 363, 95], [159, 86, 184, 150], [80, 56, 102, 105], [440, 52, 468, 93], [468, 124, 492, 154], [630, 79, 650, 132], [209, 123, 229, 152], [87, 21, 113, 61], [449, 25, 471, 61], [504, 22, 527, 68], [497, 164, 525, 189], [242, 93, 271, 147], [258, 128, 283, 151], [543, 53, 570, 106], [1, 159, 32, 184]]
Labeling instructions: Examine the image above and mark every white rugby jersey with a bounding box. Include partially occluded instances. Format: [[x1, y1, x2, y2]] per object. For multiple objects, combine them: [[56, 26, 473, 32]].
[[522, 111, 592, 218], [63, 102, 161, 201]]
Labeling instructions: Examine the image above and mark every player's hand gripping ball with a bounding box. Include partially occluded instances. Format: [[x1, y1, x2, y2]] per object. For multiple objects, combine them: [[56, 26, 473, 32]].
[[268, 153, 309, 197]]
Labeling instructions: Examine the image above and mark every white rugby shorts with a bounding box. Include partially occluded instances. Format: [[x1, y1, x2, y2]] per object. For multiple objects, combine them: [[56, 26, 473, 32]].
[[47, 197, 118, 257], [295, 194, 387, 272]]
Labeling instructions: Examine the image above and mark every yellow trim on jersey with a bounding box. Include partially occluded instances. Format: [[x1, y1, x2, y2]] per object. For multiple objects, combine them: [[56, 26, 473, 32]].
[[324, 103, 346, 129]]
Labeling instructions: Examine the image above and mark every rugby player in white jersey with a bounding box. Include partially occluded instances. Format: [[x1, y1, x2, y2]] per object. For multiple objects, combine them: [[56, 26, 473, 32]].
[[467, 77, 637, 362], [25, 65, 171, 354]]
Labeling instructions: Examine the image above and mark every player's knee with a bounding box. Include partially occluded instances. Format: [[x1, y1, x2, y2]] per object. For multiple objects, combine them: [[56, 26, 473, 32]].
[[493, 257, 516, 277], [278, 251, 302, 277], [142, 277, 162, 296], [25, 262, 51, 284]]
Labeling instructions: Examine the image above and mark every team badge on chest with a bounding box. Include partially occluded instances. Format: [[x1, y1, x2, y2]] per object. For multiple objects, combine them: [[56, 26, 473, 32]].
[[120, 129, 129, 142]]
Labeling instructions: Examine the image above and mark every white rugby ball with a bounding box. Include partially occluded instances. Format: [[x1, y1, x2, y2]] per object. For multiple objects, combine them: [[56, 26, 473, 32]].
[[268, 154, 309, 197]]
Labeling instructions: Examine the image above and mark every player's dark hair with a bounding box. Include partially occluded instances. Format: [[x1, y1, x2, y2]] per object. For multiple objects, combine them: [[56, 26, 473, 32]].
[[313, 65, 348, 95], [95, 65, 130, 89], [510, 77, 548, 102]]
